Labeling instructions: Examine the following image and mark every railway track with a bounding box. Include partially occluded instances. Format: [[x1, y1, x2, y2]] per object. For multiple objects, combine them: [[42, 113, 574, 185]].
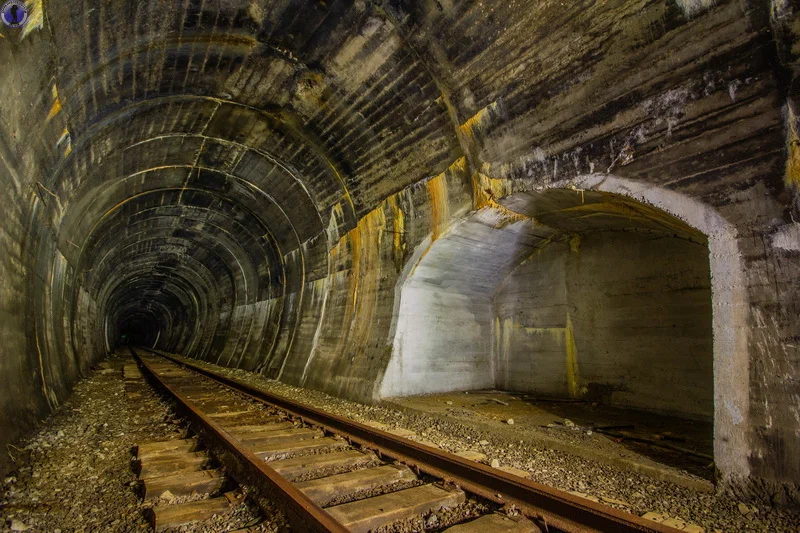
[[129, 346, 682, 533]]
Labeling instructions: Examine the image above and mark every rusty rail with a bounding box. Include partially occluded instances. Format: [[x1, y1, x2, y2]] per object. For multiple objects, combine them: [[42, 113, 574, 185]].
[[139, 347, 682, 533], [130, 347, 349, 533]]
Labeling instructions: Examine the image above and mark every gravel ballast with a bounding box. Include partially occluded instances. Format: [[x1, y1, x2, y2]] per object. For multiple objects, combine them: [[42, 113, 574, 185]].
[[0, 353, 284, 533], [4, 349, 798, 533], [174, 354, 800, 533]]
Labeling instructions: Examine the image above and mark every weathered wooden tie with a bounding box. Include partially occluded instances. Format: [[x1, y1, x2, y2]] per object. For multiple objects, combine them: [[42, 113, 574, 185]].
[[207, 410, 277, 425], [268, 449, 378, 480], [225, 421, 294, 434], [143, 469, 226, 499], [138, 450, 210, 479], [123, 364, 143, 379], [137, 438, 197, 460], [254, 436, 348, 461], [296, 464, 417, 506], [239, 427, 323, 446], [151, 490, 242, 532], [216, 415, 287, 428], [193, 400, 254, 413], [443, 513, 542, 532], [325, 483, 466, 533], [123, 363, 146, 399]]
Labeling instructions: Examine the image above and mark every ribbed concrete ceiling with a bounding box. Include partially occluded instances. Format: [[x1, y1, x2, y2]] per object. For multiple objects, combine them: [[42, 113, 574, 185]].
[[39, 1, 456, 353], [499, 189, 708, 244]]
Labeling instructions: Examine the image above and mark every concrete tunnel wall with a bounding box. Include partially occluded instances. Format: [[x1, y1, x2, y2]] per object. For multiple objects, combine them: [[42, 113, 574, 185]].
[[0, 0, 799, 504], [495, 227, 714, 420]]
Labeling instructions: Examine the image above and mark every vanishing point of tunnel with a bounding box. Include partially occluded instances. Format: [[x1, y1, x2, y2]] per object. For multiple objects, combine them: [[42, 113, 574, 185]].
[[1, 0, 799, 531]]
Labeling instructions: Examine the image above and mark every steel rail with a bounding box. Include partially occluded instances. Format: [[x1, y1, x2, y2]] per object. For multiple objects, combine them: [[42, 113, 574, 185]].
[[131, 347, 350, 533], [140, 347, 681, 533]]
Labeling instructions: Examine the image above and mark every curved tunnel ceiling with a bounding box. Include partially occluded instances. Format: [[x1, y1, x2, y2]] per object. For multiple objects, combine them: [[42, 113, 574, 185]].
[[499, 189, 709, 245], [30, 0, 462, 359]]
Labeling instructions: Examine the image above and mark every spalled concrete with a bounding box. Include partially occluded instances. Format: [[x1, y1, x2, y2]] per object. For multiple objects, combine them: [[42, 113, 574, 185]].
[[0, 0, 798, 506]]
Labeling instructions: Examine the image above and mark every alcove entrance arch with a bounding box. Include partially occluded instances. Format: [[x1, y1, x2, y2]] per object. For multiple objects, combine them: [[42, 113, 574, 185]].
[[380, 174, 749, 481]]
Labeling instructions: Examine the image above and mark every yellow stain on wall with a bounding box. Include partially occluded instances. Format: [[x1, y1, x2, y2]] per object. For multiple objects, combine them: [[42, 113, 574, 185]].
[[22, 0, 43, 39], [56, 128, 71, 157], [472, 171, 507, 206], [425, 171, 450, 241], [459, 100, 500, 141], [565, 312, 580, 399], [47, 85, 61, 122], [405, 157, 468, 275], [785, 102, 800, 188], [450, 156, 468, 174], [472, 172, 528, 227], [351, 207, 385, 362], [387, 195, 406, 270], [568, 234, 581, 253], [327, 202, 387, 369]]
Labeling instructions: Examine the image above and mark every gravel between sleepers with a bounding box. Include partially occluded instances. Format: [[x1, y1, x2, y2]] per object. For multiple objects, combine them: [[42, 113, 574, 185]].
[[0, 353, 285, 533], [173, 354, 800, 533]]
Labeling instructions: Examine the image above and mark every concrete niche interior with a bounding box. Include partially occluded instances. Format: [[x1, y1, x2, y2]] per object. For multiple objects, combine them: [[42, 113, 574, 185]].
[[382, 188, 714, 421]]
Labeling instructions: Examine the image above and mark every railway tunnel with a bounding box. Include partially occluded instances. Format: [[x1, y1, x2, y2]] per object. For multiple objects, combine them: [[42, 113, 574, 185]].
[[1, 0, 800, 530]]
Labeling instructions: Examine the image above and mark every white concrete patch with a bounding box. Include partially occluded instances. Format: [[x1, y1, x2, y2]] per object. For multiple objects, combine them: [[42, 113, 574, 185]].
[[771, 222, 800, 251], [675, 0, 716, 17], [379, 209, 540, 397]]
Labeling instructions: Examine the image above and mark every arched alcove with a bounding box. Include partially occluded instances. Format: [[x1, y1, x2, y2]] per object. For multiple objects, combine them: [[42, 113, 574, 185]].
[[381, 175, 750, 480], [495, 189, 711, 416]]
